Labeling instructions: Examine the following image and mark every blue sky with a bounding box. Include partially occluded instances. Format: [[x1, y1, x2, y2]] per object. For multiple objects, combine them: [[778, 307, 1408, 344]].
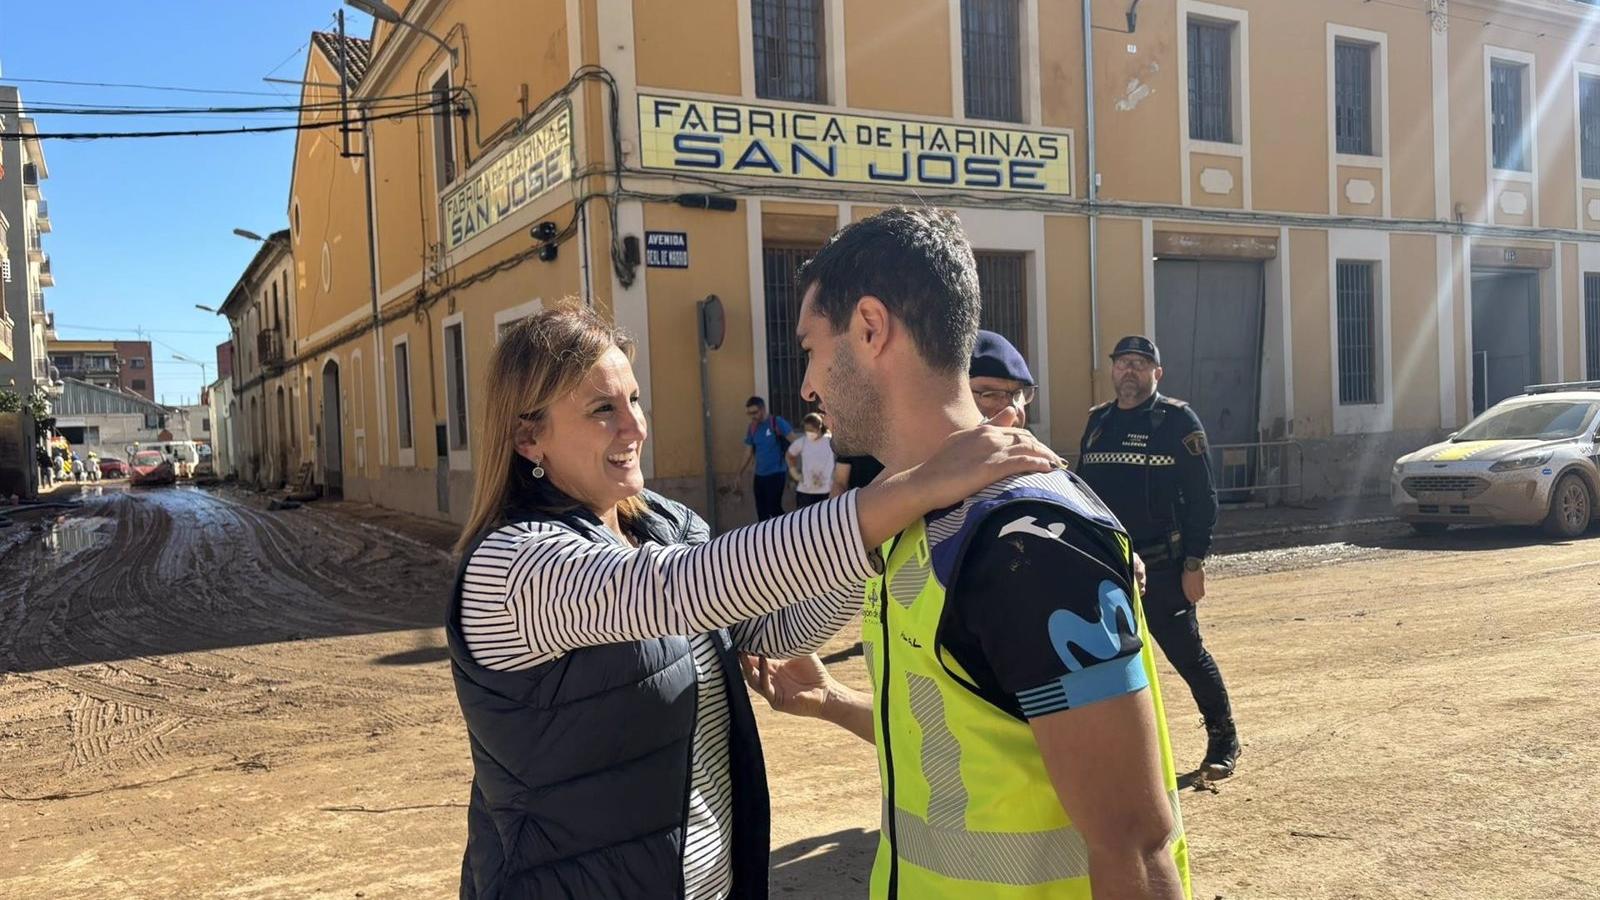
[[1, 0, 372, 406]]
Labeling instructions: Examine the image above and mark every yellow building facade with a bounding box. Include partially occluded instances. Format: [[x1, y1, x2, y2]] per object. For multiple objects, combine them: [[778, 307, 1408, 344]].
[[272, 0, 1600, 524]]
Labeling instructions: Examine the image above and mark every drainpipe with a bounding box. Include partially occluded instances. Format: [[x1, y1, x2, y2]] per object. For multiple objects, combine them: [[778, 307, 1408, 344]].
[[1082, 0, 1102, 386]]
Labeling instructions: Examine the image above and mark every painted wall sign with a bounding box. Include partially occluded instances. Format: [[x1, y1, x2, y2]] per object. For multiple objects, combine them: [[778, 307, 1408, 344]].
[[638, 94, 1073, 195], [645, 231, 690, 268], [442, 105, 573, 252]]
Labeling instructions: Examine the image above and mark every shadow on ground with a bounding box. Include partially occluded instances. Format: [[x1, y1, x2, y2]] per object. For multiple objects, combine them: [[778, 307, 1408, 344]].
[[770, 828, 878, 897]]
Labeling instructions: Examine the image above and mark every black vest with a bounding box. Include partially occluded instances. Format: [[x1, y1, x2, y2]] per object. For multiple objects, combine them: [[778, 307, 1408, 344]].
[[446, 492, 771, 899]]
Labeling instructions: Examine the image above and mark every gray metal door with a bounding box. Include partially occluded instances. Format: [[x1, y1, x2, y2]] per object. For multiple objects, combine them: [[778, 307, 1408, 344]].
[[1471, 272, 1541, 415], [1154, 259, 1266, 491]]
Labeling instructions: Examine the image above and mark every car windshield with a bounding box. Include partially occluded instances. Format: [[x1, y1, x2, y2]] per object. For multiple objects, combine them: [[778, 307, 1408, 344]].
[[1453, 400, 1599, 441], [133, 451, 165, 466]]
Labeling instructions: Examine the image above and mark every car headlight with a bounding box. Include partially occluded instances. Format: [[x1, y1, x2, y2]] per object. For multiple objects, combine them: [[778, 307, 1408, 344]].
[[1489, 452, 1553, 472]]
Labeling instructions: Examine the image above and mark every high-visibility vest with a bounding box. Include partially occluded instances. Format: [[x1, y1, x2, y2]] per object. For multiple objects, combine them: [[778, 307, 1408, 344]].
[[861, 481, 1191, 899]]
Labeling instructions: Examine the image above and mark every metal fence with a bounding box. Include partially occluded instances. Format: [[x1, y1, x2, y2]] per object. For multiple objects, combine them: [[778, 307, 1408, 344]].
[[1212, 440, 1304, 504]]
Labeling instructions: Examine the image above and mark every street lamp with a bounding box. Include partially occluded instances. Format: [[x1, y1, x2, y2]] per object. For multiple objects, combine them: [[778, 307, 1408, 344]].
[[232, 228, 265, 242], [346, 0, 458, 64], [195, 304, 220, 314], [170, 353, 212, 387]]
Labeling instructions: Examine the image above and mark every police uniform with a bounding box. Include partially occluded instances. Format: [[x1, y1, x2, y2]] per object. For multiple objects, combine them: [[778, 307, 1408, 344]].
[[1075, 335, 1239, 777]]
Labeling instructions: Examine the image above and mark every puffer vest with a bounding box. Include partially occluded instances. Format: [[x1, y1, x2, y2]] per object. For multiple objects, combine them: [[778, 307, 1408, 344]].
[[445, 491, 770, 899]]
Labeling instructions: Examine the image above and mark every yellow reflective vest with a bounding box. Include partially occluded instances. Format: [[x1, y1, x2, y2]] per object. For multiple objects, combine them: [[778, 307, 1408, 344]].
[[861, 475, 1191, 899]]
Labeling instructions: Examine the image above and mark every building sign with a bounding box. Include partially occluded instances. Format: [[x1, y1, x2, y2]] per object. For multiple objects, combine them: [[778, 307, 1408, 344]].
[[638, 94, 1072, 195], [645, 231, 689, 268], [442, 106, 573, 252]]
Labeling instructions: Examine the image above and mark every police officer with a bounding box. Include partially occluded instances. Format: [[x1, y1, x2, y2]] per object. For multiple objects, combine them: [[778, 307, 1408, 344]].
[[1076, 335, 1240, 779]]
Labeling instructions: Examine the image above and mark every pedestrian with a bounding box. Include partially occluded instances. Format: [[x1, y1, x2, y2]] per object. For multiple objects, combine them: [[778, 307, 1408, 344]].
[[86, 450, 101, 483], [51, 447, 65, 483], [72, 452, 85, 484], [745, 208, 1190, 899], [969, 329, 1038, 427], [445, 303, 1056, 899], [37, 446, 53, 488], [787, 412, 836, 508], [1074, 334, 1239, 780], [831, 453, 883, 495], [735, 395, 795, 521]]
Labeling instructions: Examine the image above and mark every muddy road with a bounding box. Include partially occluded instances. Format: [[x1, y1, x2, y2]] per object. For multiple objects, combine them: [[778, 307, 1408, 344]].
[[2, 487, 1597, 899]]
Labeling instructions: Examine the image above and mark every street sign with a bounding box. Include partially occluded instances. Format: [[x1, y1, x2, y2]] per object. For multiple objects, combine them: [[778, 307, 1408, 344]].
[[645, 231, 690, 268]]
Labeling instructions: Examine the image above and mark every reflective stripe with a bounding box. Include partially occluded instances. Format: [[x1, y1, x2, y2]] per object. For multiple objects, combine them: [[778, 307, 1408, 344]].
[[890, 789, 1186, 887], [893, 808, 1091, 885], [906, 674, 967, 829], [887, 550, 931, 609], [1081, 451, 1176, 466]]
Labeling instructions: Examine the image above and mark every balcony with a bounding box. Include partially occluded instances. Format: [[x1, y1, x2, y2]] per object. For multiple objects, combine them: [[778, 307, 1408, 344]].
[[0, 316, 13, 363], [22, 163, 40, 201], [26, 231, 43, 263], [35, 200, 50, 233], [257, 329, 284, 367], [29, 289, 45, 312], [38, 255, 54, 287]]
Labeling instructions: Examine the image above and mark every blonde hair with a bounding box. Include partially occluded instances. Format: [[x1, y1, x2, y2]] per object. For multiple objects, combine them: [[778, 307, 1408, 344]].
[[455, 302, 648, 555]]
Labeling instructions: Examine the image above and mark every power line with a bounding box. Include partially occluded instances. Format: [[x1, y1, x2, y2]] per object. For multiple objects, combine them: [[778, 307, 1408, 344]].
[[52, 323, 228, 336], [0, 75, 290, 97], [0, 98, 448, 141]]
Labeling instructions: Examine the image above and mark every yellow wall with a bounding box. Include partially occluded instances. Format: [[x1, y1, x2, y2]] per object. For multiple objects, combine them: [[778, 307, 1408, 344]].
[[1289, 228, 1332, 437], [1390, 233, 1441, 431], [1044, 215, 1091, 437], [633, 0, 741, 94], [1089, 0, 1179, 204], [845, 0, 952, 116]]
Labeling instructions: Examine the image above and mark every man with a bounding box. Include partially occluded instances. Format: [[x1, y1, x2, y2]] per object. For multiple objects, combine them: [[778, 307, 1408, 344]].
[[969, 329, 1038, 427], [735, 395, 794, 521], [746, 209, 1189, 899], [1075, 336, 1239, 780]]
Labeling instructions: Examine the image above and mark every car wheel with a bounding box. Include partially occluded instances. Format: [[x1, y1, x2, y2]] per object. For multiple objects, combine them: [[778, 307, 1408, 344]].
[[1409, 522, 1449, 536], [1541, 473, 1592, 539]]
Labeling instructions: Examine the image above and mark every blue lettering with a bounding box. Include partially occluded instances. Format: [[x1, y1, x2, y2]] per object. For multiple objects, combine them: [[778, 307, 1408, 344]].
[[733, 139, 782, 173], [1009, 159, 1047, 190], [674, 133, 724, 169], [792, 142, 837, 177], [963, 156, 1003, 189], [868, 152, 910, 182], [916, 153, 957, 185]]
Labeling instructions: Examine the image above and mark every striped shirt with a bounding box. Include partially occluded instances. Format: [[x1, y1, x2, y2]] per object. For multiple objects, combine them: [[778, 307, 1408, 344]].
[[460, 494, 876, 899]]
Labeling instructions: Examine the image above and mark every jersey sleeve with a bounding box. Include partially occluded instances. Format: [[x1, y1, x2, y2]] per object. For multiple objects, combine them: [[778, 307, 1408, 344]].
[[950, 500, 1147, 719]]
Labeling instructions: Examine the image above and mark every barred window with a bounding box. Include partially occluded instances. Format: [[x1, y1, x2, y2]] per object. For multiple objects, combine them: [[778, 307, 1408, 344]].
[[1336, 261, 1379, 405], [975, 252, 1028, 364], [1582, 76, 1600, 180], [1585, 273, 1600, 381], [1490, 60, 1529, 172], [394, 340, 413, 451], [962, 0, 1022, 123], [753, 0, 826, 104], [762, 246, 820, 428], [444, 322, 468, 451], [1188, 18, 1234, 142], [1334, 40, 1374, 156], [432, 72, 457, 189]]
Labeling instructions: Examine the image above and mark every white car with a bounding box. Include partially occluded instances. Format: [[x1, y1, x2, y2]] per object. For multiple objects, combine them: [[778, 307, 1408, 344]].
[[1392, 382, 1600, 538]]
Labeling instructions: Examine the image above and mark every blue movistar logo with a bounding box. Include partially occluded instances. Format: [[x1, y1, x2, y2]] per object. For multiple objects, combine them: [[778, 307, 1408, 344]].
[[1049, 580, 1135, 672]]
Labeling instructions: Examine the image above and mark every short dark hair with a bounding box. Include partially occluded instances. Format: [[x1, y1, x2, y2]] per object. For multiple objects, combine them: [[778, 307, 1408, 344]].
[[798, 207, 980, 374], [746, 396, 765, 408]]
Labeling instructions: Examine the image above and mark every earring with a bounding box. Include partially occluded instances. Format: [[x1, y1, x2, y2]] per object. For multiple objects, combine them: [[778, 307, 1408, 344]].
[[532, 461, 546, 479]]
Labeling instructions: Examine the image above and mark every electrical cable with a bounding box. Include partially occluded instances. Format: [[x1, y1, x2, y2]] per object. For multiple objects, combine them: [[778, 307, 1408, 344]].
[[0, 97, 450, 141]]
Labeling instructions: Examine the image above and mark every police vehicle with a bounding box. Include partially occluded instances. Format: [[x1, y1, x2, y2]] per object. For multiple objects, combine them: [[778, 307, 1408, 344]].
[[1392, 381, 1600, 538]]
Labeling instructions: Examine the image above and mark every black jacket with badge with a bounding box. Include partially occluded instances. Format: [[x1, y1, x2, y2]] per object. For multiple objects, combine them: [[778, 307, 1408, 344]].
[[1075, 392, 1219, 562]]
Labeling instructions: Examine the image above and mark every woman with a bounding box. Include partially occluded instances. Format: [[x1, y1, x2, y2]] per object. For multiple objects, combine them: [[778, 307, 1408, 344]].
[[785, 412, 835, 508], [448, 304, 1058, 900]]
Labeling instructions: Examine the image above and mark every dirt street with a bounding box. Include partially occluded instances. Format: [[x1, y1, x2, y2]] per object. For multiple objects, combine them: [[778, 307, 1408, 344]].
[[2, 487, 1598, 899]]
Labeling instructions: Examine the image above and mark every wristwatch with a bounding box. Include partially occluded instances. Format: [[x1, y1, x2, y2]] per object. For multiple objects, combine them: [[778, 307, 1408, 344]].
[[1182, 557, 1205, 573]]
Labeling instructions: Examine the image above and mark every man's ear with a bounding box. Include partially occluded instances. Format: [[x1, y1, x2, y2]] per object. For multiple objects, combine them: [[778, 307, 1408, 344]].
[[854, 296, 892, 361]]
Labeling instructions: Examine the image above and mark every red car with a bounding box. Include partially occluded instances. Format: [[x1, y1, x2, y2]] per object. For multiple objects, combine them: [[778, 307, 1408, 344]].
[[98, 456, 129, 479], [129, 449, 176, 486]]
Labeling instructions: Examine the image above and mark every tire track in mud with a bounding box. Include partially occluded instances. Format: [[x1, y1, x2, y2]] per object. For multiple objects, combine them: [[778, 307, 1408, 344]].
[[0, 486, 457, 799]]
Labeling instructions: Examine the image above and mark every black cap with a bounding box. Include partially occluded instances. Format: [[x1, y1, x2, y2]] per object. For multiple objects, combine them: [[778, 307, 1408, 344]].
[[970, 330, 1036, 385], [1110, 335, 1161, 366]]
